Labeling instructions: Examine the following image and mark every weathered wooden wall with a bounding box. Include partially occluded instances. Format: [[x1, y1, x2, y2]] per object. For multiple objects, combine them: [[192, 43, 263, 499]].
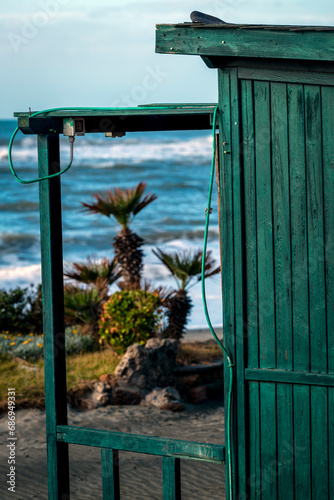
[[218, 66, 334, 499]]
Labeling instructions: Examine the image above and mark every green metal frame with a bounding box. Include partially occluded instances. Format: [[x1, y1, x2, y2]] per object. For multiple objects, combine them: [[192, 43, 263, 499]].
[[14, 105, 226, 499]]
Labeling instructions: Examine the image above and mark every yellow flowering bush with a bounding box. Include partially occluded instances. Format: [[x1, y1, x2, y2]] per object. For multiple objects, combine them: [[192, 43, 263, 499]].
[[98, 290, 163, 355]]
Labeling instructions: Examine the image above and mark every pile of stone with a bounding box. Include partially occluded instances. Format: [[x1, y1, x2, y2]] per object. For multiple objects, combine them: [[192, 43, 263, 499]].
[[81, 338, 185, 411], [74, 337, 224, 411]]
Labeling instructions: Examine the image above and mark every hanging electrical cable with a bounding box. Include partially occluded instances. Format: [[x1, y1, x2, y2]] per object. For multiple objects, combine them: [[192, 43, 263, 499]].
[[8, 105, 180, 184], [201, 105, 234, 500]]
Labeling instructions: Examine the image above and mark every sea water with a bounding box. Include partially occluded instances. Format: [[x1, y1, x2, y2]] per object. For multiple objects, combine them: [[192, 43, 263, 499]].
[[0, 120, 222, 328]]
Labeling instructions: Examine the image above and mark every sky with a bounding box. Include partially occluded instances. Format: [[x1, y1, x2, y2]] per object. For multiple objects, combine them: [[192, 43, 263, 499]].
[[0, 0, 333, 118]]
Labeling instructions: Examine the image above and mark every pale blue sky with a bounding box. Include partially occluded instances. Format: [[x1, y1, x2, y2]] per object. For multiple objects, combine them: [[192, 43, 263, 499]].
[[1, 0, 333, 118]]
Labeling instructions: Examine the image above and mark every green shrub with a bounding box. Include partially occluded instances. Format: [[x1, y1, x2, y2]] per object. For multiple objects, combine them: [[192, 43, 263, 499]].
[[98, 290, 163, 355], [0, 285, 43, 335]]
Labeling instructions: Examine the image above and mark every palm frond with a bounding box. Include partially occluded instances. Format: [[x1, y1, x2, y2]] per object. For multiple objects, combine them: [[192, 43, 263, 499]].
[[64, 257, 121, 286], [81, 182, 157, 228], [153, 248, 220, 290], [64, 282, 108, 325]]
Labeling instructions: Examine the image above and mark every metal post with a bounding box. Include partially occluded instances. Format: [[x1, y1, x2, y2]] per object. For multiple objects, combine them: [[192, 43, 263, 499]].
[[38, 134, 70, 499]]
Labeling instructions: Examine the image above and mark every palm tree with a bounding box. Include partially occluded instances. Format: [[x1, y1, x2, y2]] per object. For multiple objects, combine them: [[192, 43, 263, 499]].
[[82, 182, 157, 290], [64, 256, 121, 286], [152, 248, 220, 339], [64, 279, 109, 340]]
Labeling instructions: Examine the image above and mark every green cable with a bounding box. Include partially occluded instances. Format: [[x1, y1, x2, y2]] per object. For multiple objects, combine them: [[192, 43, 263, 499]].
[[201, 105, 234, 499], [8, 105, 187, 184]]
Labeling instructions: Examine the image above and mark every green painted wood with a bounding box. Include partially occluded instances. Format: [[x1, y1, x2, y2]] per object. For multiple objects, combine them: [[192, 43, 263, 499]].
[[287, 83, 310, 373], [260, 383, 277, 499], [101, 449, 120, 500], [230, 68, 247, 500], [245, 368, 334, 386], [37, 134, 69, 500], [156, 24, 334, 61], [240, 79, 261, 500], [293, 385, 311, 500], [57, 425, 225, 463], [271, 82, 292, 371], [162, 457, 181, 500], [321, 86, 334, 375], [329, 388, 334, 498], [254, 80, 276, 369], [311, 387, 329, 498], [238, 67, 334, 86], [241, 79, 258, 371], [305, 85, 327, 374], [276, 384, 294, 500], [271, 81, 294, 497], [14, 105, 216, 117], [322, 86, 334, 500], [15, 105, 217, 135], [287, 85, 313, 498], [218, 68, 235, 500], [248, 383, 261, 500]]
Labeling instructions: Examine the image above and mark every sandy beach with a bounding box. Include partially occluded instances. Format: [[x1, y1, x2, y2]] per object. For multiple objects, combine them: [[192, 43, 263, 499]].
[[1, 328, 226, 499], [0, 402, 226, 500]]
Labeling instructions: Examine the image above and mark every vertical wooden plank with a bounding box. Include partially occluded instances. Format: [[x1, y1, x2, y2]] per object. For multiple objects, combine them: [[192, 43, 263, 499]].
[[311, 387, 329, 499], [218, 68, 235, 500], [305, 85, 327, 374], [271, 82, 294, 500], [321, 85, 334, 500], [240, 78, 260, 500], [293, 385, 311, 500], [276, 383, 293, 500], [259, 383, 277, 500], [305, 84, 328, 499], [230, 68, 247, 500], [254, 80, 277, 499], [101, 449, 120, 500], [248, 382, 261, 499], [288, 83, 310, 373], [322, 86, 334, 373], [254, 80, 276, 370], [271, 82, 292, 371], [38, 134, 69, 500], [329, 388, 334, 499], [287, 83, 311, 500], [162, 457, 181, 500], [241, 79, 258, 369]]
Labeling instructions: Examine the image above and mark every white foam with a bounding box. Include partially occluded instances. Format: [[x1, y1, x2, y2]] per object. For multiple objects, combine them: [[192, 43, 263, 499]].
[[0, 264, 41, 288], [66, 135, 212, 166]]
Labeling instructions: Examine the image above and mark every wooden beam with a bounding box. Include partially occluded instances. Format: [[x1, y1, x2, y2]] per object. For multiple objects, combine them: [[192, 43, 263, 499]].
[[38, 134, 69, 500], [155, 25, 334, 62], [57, 425, 225, 464], [245, 368, 334, 387]]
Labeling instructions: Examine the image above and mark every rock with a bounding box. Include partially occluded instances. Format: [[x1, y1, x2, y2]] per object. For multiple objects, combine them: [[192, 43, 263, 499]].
[[160, 402, 185, 412], [99, 373, 117, 386], [143, 386, 184, 411], [115, 338, 178, 389], [113, 387, 142, 406], [82, 381, 112, 410], [189, 386, 207, 404]]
